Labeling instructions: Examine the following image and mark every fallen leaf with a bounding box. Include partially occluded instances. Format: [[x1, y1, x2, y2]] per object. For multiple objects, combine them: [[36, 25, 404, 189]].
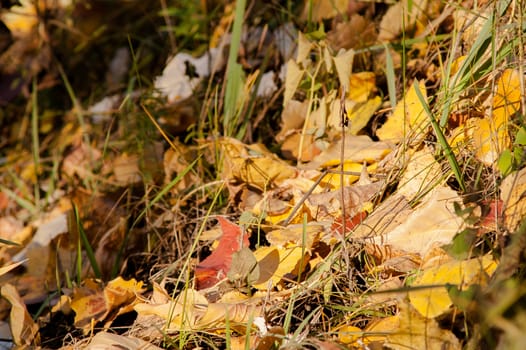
[[300, 0, 349, 21], [196, 301, 262, 332], [85, 332, 164, 350], [408, 255, 497, 318], [367, 186, 465, 258], [252, 244, 310, 290], [195, 217, 249, 290], [154, 48, 225, 103], [378, 0, 428, 42], [472, 116, 511, 166], [397, 147, 444, 199], [500, 167, 526, 232], [228, 247, 260, 286], [376, 80, 428, 142], [134, 288, 208, 331], [219, 138, 298, 191], [492, 69, 522, 123], [0, 283, 39, 346], [364, 304, 460, 349], [302, 135, 393, 170]]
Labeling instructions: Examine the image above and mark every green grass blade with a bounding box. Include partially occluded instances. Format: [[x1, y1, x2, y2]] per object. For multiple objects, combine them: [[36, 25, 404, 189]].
[[413, 80, 466, 192], [384, 44, 397, 109], [74, 204, 102, 279], [223, 0, 246, 138], [31, 78, 40, 208]]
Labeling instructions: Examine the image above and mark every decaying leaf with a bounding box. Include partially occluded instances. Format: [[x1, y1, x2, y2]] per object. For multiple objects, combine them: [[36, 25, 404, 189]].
[[252, 244, 310, 290], [134, 288, 208, 332], [366, 186, 464, 258], [283, 59, 304, 107], [84, 332, 164, 350], [300, 0, 350, 22], [396, 146, 444, 199], [0, 283, 39, 346], [70, 277, 144, 332]]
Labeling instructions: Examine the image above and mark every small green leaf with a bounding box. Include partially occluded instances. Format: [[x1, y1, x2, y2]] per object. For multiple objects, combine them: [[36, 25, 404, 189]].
[[497, 148, 514, 176], [444, 228, 478, 260], [515, 127, 526, 145]]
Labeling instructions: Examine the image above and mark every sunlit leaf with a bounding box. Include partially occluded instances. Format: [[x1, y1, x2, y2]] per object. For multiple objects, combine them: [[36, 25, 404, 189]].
[[195, 217, 249, 290], [376, 80, 428, 142], [408, 255, 497, 318]]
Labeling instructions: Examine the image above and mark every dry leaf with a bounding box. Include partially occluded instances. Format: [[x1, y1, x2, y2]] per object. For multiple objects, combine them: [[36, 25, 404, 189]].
[[378, 0, 429, 42], [472, 116, 510, 165], [408, 255, 497, 318], [300, 0, 349, 21], [219, 138, 298, 191], [195, 217, 249, 290], [376, 80, 428, 142], [364, 304, 460, 349], [397, 147, 444, 199], [333, 49, 355, 91], [500, 167, 526, 232], [0, 283, 39, 346], [302, 135, 393, 170], [134, 288, 208, 332], [252, 244, 309, 290], [283, 59, 304, 107], [85, 332, 164, 350], [367, 186, 464, 258]]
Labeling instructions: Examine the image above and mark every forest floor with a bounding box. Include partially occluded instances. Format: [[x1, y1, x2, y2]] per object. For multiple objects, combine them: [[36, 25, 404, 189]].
[[0, 0, 525, 349]]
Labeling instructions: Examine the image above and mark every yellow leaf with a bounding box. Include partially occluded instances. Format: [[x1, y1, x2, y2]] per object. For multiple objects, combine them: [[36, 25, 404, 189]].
[[1, 0, 38, 34], [370, 186, 464, 257], [252, 244, 308, 290], [301, 0, 350, 21], [376, 80, 428, 142], [197, 302, 262, 332], [472, 116, 511, 165], [335, 324, 362, 344], [220, 138, 297, 191], [304, 135, 393, 170], [348, 72, 377, 103], [500, 167, 526, 232], [348, 96, 382, 135], [493, 69, 521, 123], [408, 255, 497, 318], [363, 305, 460, 349]]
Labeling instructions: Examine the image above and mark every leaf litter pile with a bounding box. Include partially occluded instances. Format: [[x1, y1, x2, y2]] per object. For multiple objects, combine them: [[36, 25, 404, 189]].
[[0, 0, 525, 349]]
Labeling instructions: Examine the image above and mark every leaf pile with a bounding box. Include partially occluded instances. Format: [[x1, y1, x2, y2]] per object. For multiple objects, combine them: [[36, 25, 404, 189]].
[[0, 0, 525, 349]]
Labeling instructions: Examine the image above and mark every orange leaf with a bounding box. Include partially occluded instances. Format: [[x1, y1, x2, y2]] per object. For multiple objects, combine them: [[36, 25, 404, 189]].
[[195, 217, 249, 289]]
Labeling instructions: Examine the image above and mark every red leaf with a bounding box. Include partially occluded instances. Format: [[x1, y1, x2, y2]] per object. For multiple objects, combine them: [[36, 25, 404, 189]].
[[195, 217, 249, 290], [331, 211, 368, 235]]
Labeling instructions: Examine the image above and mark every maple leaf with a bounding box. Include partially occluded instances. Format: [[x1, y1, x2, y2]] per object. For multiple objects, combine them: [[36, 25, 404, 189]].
[[195, 217, 249, 290]]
